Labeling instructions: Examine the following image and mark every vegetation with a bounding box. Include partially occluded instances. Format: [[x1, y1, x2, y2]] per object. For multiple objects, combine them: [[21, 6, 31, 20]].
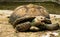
[[0, 2, 60, 14]]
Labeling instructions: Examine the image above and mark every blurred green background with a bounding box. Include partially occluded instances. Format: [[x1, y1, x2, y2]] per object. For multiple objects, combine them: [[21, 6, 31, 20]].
[[0, 2, 60, 14]]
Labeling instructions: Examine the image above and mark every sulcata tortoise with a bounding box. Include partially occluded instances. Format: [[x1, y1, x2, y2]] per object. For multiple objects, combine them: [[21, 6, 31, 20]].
[[9, 4, 59, 32]]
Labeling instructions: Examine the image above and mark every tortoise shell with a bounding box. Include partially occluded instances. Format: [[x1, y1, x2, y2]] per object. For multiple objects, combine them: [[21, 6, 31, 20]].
[[9, 4, 49, 26]]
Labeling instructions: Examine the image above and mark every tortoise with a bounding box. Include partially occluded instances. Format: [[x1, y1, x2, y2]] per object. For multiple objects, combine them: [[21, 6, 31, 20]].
[[9, 4, 59, 32]]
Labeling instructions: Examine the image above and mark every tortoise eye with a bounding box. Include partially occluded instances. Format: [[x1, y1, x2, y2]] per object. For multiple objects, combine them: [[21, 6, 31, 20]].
[[54, 16, 56, 17], [41, 18, 43, 19]]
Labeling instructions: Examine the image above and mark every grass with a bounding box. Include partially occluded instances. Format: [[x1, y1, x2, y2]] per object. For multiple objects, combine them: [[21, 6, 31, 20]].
[[0, 2, 60, 14]]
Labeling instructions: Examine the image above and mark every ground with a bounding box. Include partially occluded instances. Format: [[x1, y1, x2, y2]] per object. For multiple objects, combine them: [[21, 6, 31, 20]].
[[0, 10, 60, 37]]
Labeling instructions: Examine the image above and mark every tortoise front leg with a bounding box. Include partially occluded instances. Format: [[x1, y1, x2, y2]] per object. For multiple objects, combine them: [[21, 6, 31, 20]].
[[15, 22, 31, 32]]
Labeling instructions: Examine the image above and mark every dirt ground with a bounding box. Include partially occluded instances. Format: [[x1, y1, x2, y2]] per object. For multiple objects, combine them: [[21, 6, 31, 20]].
[[0, 10, 60, 37]]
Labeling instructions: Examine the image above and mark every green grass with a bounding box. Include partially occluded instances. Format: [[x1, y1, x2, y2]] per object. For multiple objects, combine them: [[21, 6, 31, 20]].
[[0, 2, 60, 14]]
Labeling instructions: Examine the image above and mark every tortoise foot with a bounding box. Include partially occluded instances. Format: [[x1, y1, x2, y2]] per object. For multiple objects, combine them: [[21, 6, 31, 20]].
[[45, 23, 59, 30]]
